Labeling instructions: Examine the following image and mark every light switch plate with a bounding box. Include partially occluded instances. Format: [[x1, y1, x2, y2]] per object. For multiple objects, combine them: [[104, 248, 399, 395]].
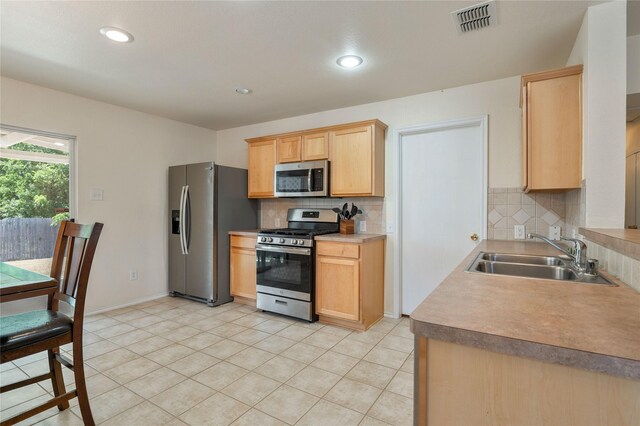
[[386, 222, 394, 233], [514, 225, 526, 240], [359, 221, 367, 232], [89, 188, 103, 201], [549, 226, 561, 240]]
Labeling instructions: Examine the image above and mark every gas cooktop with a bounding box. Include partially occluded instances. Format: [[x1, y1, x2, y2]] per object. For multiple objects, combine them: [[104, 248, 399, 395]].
[[258, 228, 337, 237]]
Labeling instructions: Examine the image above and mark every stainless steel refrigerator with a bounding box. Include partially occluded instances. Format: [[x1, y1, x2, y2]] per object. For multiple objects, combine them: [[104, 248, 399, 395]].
[[168, 162, 257, 306]]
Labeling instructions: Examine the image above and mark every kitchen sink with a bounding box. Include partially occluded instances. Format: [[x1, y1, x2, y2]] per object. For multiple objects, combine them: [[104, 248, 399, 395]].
[[467, 252, 616, 286], [480, 252, 567, 266]]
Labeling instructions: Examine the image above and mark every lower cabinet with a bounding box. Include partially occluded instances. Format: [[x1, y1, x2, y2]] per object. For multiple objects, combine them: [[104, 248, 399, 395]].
[[315, 239, 384, 331], [230, 235, 256, 301]]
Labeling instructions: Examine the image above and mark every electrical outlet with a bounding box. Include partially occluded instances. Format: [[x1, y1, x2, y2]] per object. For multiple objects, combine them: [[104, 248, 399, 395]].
[[549, 226, 561, 240], [514, 225, 526, 240], [89, 188, 103, 201], [359, 221, 367, 232], [275, 218, 281, 227], [129, 270, 138, 281]]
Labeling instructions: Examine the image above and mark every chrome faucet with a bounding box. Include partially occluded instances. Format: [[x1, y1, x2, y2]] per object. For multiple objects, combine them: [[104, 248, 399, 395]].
[[526, 233, 594, 274]]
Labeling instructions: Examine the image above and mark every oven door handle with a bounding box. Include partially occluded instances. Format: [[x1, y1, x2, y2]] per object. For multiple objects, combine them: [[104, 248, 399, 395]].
[[256, 244, 311, 256]]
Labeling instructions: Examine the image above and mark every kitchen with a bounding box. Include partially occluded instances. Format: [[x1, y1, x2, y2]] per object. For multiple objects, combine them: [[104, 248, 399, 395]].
[[1, 1, 639, 425]]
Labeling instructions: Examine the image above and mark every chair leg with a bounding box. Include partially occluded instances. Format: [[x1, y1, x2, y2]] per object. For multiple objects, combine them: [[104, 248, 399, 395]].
[[48, 348, 69, 410], [72, 341, 95, 426]]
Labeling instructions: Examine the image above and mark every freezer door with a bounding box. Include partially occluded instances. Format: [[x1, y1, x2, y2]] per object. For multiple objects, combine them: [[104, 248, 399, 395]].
[[168, 165, 187, 294], [185, 162, 215, 301]]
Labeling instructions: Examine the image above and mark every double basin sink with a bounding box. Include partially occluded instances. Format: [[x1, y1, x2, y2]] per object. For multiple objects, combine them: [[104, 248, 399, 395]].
[[467, 252, 616, 286]]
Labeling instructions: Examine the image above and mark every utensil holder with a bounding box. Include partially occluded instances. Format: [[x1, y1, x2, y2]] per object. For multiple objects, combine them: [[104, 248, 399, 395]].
[[340, 219, 355, 234]]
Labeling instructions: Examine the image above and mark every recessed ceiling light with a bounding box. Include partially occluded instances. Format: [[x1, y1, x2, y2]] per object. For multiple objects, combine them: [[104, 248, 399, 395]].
[[336, 55, 363, 68], [100, 27, 134, 43], [235, 87, 252, 95]]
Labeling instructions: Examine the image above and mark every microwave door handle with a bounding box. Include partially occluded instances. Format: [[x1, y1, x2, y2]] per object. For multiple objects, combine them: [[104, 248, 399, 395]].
[[307, 169, 313, 192]]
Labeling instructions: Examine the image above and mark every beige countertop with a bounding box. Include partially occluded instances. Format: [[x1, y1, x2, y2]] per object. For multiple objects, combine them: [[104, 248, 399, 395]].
[[314, 233, 386, 243], [410, 240, 640, 380], [228, 229, 260, 236], [580, 227, 640, 261]]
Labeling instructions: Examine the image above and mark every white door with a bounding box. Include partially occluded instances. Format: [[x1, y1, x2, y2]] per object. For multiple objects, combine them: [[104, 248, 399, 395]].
[[398, 118, 487, 315]]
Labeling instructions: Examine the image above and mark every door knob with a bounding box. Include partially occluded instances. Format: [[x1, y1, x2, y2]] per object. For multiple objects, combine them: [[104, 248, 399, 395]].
[[470, 233, 479, 241]]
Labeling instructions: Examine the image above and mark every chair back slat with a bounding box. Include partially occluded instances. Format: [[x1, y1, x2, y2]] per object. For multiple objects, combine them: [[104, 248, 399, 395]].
[[54, 292, 76, 308], [65, 241, 86, 297], [49, 221, 103, 320]]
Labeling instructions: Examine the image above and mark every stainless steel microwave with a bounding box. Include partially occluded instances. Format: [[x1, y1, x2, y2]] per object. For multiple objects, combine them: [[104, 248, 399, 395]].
[[274, 160, 329, 197]]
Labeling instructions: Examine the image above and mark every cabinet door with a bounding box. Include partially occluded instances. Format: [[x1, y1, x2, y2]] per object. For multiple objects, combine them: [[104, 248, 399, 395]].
[[316, 256, 360, 321], [522, 84, 529, 192], [277, 135, 302, 163], [330, 125, 373, 196], [230, 247, 257, 299], [527, 73, 581, 190], [248, 139, 276, 198], [303, 132, 329, 161]]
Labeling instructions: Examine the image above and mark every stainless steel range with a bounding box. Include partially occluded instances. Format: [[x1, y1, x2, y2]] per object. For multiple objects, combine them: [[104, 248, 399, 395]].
[[256, 208, 339, 322]]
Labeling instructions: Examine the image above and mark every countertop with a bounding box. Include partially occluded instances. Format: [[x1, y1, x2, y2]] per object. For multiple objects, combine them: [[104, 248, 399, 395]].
[[579, 227, 640, 261], [410, 240, 640, 380], [228, 229, 260, 237], [314, 233, 386, 243]]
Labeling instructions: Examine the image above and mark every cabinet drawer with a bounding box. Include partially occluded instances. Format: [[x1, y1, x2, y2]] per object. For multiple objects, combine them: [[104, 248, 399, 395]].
[[316, 242, 360, 259], [230, 235, 257, 250]]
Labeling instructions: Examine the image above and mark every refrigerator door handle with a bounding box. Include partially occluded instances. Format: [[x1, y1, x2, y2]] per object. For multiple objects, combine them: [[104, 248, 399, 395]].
[[179, 185, 187, 255], [184, 185, 191, 254]]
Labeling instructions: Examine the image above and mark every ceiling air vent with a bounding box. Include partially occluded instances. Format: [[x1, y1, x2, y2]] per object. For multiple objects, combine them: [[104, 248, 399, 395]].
[[451, 0, 497, 34]]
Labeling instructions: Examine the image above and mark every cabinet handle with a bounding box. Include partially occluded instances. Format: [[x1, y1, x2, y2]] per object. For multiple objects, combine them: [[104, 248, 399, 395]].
[[470, 233, 479, 241], [275, 299, 288, 305]]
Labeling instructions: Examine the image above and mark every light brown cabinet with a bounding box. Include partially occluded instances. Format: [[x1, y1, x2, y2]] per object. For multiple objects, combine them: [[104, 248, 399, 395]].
[[302, 132, 329, 161], [276, 135, 302, 163], [315, 239, 384, 331], [330, 122, 385, 197], [245, 119, 387, 198], [247, 139, 276, 198], [521, 65, 583, 192], [229, 235, 257, 301]]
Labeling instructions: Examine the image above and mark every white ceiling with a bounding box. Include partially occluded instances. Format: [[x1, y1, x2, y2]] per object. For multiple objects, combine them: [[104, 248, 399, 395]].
[[1, 1, 599, 130]]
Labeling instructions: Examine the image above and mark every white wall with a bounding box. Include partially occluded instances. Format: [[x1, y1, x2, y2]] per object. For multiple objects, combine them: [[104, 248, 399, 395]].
[[217, 76, 521, 314], [0, 77, 217, 313], [628, 35, 640, 95], [567, 1, 627, 228]]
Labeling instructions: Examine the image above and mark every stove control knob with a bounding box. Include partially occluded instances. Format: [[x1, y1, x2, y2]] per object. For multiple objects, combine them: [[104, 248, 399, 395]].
[[267, 237, 273, 243], [297, 239, 303, 245], [291, 240, 297, 245], [260, 237, 267, 242], [279, 238, 285, 243]]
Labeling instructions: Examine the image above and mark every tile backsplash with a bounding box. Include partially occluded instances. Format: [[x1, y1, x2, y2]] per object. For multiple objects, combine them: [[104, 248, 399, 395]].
[[488, 188, 566, 240], [259, 198, 385, 233]]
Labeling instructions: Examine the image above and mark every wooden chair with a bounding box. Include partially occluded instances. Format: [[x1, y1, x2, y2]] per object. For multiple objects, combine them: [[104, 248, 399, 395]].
[[0, 220, 103, 426]]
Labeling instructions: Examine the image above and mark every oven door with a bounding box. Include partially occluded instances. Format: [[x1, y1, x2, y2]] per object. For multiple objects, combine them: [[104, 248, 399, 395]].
[[256, 244, 312, 301]]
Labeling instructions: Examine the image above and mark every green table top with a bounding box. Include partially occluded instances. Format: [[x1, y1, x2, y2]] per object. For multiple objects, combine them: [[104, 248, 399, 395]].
[[0, 262, 54, 289]]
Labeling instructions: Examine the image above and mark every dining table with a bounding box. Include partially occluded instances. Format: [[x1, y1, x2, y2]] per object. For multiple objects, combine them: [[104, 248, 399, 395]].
[[0, 262, 57, 303]]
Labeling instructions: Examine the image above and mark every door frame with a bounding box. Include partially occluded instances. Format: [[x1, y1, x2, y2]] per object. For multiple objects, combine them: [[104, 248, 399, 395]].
[[0, 124, 77, 219], [393, 116, 488, 318]]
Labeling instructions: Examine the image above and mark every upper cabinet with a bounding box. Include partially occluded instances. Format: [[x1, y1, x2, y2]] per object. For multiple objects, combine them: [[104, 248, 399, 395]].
[[247, 138, 276, 198], [276, 135, 302, 163], [302, 132, 329, 161], [330, 121, 386, 197], [521, 65, 583, 193], [246, 119, 387, 198]]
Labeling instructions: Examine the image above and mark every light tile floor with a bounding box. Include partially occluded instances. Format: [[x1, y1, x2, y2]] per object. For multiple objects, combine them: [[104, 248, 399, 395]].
[[0, 297, 414, 425]]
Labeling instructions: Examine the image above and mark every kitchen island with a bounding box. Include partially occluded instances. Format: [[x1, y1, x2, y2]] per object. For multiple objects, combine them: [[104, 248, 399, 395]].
[[410, 240, 640, 426]]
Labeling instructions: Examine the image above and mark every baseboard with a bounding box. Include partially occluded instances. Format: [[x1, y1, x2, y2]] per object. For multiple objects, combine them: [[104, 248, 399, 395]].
[[87, 292, 169, 316]]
